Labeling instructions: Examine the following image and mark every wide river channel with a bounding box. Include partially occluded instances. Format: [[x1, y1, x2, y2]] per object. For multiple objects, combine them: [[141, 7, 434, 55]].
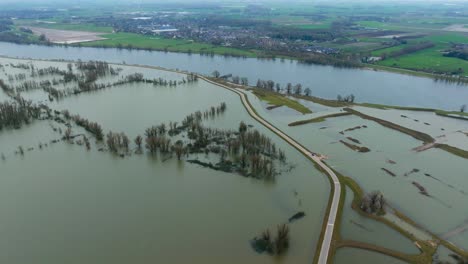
[[0, 41, 466, 110]]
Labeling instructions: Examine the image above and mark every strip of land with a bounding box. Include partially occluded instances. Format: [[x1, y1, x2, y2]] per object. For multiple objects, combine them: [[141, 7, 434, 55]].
[[251, 89, 312, 114], [288, 112, 351, 126]]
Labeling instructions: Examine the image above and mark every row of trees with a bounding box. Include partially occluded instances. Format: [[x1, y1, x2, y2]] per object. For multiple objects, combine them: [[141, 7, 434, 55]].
[[382, 41, 435, 59], [67, 113, 104, 141], [212, 70, 316, 97], [0, 98, 42, 130], [336, 94, 355, 103], [256, 78, 313, 96]]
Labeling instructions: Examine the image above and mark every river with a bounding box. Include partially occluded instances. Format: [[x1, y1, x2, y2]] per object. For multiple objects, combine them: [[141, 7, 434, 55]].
[[0, 41, 466, 110]]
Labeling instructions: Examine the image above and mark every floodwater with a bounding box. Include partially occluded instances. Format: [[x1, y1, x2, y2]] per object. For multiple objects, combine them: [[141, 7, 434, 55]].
[[245, 91, 468, 251], [0, 48, 467, 261], [354, 106, 468, 151], [0, 41, 467, 110], [334, 247, 407, 264], [0, 58, 330, 264], [340, 187, 420, 254]]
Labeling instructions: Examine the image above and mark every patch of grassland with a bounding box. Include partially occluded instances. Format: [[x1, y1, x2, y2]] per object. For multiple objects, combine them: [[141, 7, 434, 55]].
[[435, 144, 468, 159], [375, 33, 468, 74], [80, 32, 258, 57], [435, 110, 468, 121], [251, 89, 312, 114], [378, 46, 468, 73], [293, 94, 351, 107], [288, 112, 351, 126], [358, 103, 437, 112]]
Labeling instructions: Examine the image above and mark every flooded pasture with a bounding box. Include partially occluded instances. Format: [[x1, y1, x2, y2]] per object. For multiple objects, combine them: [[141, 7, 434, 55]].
[[0, 58, 330, 264]]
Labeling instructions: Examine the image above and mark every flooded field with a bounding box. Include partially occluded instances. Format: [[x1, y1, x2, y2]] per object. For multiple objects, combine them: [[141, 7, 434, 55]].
[[340, 187, 420, 254], [0, 58, 330, 263], [245, 91, 468, 253], [353, 106, 468, 151], [1, 53, 467, 263], [334, 247, 407, 264]]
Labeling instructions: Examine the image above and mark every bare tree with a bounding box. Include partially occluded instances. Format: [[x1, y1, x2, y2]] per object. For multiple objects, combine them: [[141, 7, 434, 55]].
[[135, 135, 143, 149], [293, 84, 302, 95], [212, 70, 220, 78], [240, 77, 248, 86], [275, 83, 281, 93], [286, 83, 292, 94], [461, 104, 466, 113], [304, 87, 311, 96], [172, 140, 185, 160], [64, 127, 72, 140]]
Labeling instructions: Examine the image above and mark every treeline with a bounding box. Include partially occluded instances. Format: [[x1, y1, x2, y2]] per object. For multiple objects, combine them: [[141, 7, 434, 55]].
[[0, 98, 42, 130], [443, 49, 468, 61], [4, 61, 196, 100], [68, 113, 104, 141], [300, 53, 362, 68], [433, 74, 468, 85], [337, 94, 355, 103], [383, 42, 435, 59], [269, 27, 336, 42], [74, 42, 250, 58], [254, 78, 312, 96]]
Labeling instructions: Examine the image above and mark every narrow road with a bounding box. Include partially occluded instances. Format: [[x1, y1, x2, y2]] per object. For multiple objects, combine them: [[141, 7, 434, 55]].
[[202, 77, 341, 264]]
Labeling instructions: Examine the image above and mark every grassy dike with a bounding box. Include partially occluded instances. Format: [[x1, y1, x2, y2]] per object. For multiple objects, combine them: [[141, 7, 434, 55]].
[[344, 108, 468, 159], [343, 108, 434, 143], [331, 172, 438, 264], [288, 112, 351, 126]]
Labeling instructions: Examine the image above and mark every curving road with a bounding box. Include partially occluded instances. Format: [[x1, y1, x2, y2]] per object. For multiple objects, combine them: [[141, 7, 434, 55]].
[[202, 77, 341, 264]]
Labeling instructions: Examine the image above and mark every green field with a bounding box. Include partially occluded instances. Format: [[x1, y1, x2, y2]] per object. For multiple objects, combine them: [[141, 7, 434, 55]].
[[378, 47, 467, 73], [369, 33, 468, 74], [79, 32, 258, 57], [251, 89, 312, 114]]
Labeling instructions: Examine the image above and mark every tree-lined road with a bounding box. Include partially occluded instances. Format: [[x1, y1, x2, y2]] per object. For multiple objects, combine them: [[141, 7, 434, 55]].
[[202, 77, 342, 264]]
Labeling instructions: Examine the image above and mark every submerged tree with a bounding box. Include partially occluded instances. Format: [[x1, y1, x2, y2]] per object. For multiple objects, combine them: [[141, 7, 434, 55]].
[[274, 224, 290, 255], [135, 135, 143, 150], [360, 191, 385, 214], [172, 140, 185, 160], [251, 224, 290, 256]]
